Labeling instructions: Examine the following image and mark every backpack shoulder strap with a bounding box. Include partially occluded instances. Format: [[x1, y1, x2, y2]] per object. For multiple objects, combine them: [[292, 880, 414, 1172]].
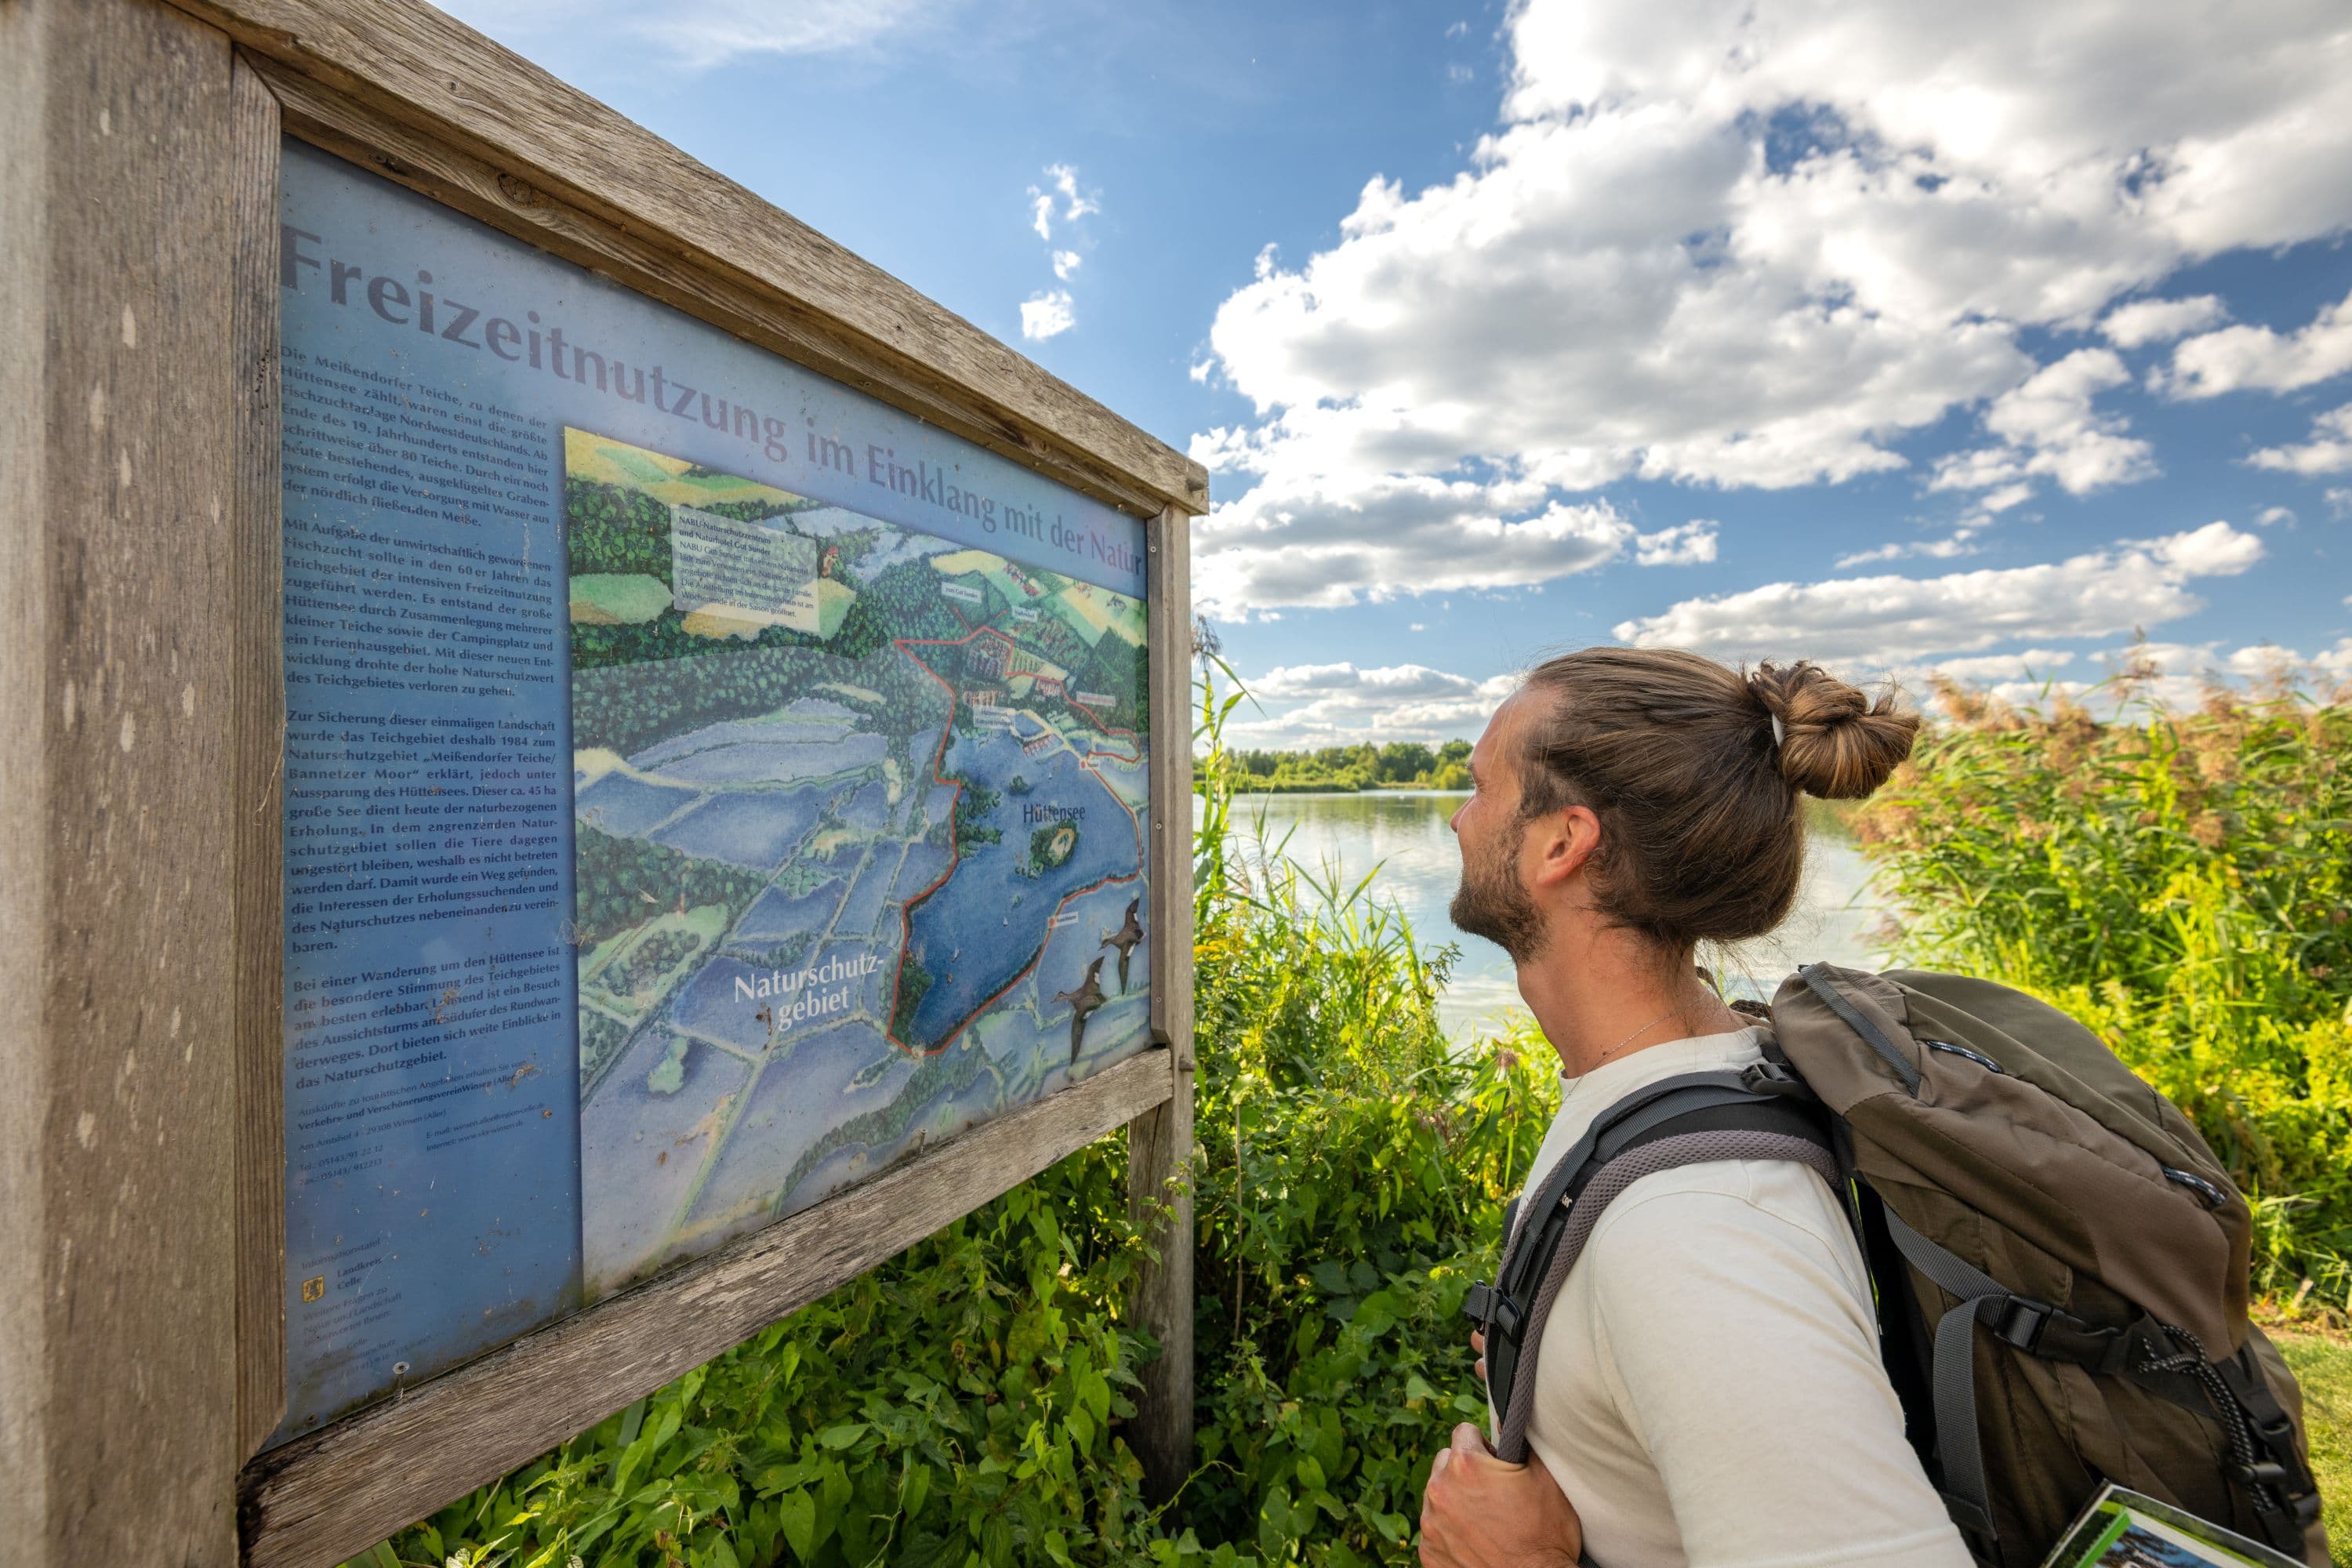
[[1470, 1080, 1835, 1465]]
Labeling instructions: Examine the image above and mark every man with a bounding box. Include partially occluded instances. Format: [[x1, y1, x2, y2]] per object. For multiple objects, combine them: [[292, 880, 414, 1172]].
[[1418, 652, 1969, 1568]]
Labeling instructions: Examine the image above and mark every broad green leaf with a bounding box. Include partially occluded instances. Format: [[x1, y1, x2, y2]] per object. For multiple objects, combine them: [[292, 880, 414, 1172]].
[[776, 1490, 815, 1563]]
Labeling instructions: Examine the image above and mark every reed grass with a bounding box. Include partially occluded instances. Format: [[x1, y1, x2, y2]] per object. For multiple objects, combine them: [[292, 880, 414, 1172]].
[[1857, 674, 2352, 1308]]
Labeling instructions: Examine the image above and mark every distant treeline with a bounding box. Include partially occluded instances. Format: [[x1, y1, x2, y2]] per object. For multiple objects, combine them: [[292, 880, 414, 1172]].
[[1196, 739, 1473, 793]]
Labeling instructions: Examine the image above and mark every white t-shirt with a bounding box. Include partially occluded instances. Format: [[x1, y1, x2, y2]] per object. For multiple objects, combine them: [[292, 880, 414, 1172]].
[[1504, 1025, 1973, 1568]]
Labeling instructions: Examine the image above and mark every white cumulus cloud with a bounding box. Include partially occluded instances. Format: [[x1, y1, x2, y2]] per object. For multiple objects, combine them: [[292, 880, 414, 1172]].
[[1225, 661, 1520, 746], [1188, 0, 2352, 614], [2161, 285, 2352, 399], [1930, 347, 2158, 501], [1614, 521, 2264, 662], [1192, 478, 1632, 613], [2247, 403, 2352, 475], [2100, 295, 2228, 349], [1020, 290, 1076, 342], [1634, 521, 1720, 565], [1029, 164, 1099, 241], [1021, 165, 1098, 334]]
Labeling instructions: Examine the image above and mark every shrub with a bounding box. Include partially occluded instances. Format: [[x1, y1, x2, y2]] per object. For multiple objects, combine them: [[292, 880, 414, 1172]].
[[1857, 677, 2352, 1306]]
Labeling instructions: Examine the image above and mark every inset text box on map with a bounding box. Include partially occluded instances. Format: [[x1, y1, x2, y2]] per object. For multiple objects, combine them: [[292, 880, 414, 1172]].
[[671, 505, 819, 634]]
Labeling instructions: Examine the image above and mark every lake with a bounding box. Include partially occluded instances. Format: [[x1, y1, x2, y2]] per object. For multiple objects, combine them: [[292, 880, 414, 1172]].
[[1227, 791, 1892, 1039]]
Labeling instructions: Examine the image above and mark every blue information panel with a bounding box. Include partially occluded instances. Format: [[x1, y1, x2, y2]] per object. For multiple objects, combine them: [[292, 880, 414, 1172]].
[[277, 140, 1154, 1443]]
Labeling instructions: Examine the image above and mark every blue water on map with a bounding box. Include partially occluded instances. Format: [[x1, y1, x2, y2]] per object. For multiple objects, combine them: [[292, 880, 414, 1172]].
[[899, 731, 1140, 1049]]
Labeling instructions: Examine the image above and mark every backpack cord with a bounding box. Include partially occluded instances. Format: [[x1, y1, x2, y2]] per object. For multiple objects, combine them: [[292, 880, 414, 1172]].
[[2136, 1323, 2311, 1547]]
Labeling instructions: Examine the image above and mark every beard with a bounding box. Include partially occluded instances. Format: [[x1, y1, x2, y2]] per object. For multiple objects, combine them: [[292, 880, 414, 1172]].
[[1449, 813, 1548, 964]]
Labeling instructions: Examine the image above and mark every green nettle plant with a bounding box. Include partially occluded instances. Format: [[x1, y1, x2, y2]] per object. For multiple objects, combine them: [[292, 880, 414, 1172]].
[[357, 666, 2349, 1566]]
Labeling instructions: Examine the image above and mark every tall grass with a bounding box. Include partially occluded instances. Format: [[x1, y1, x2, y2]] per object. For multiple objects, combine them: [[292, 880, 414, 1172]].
[[1181, 670, 1554, 1563], [1857, 676, 2352, 1308]]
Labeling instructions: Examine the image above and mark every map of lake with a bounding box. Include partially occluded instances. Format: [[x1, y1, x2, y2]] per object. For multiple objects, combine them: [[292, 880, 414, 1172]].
[[563, 430, 1152, 1299]]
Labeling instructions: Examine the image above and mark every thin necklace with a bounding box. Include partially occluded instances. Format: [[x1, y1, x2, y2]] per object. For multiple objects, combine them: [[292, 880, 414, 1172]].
[[1590, 1007, 1677, 1073]]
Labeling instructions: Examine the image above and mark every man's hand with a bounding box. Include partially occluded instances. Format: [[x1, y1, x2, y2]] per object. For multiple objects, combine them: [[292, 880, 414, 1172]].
[[1420, 1421, 1583, 1568]]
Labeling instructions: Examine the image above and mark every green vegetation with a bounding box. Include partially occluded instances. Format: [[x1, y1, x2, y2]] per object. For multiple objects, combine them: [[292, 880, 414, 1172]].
[[578, 1009, 629, 1091], [948, 775, 1001, 851], [355, 670, 2350, 1568], [1026, 820, 1078, 874], [571, 573, 676, 626], [887, 956, 934, 1046], [565, 472, 853, 672], [354, 672, 1538, 1566], [573, 641, 947, 761], [1201, 739, 1472, 793], [612, 928, 707, 998], [574, 824, 769, 953], [1857, 677, 2352, 1306], [648, 1035, 691, 1096], [2272, 1330, 2350, 1553], [567, 476, 677, 584]]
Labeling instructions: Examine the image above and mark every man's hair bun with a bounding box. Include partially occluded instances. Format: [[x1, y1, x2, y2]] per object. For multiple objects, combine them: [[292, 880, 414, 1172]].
[[1746, 661, 1918, 800]]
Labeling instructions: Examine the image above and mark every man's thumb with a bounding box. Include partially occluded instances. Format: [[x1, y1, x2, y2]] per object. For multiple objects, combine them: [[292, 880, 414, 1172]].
[[1450, 1422, 1489, 1458]]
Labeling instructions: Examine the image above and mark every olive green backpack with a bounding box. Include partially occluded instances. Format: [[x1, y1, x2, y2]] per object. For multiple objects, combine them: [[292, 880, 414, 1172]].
[[1467, 963, 2328, 1566]]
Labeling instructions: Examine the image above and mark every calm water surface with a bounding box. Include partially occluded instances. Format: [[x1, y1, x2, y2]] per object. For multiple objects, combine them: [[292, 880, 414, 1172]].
[[1230, 791, 1891, 1039]]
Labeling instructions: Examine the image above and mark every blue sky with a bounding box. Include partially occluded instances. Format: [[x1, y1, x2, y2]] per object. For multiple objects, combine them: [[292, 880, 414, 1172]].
[[448, 0, 2352, 745]]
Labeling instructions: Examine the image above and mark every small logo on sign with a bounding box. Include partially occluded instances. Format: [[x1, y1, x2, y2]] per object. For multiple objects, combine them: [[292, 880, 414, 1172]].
[[301, 1276, 325, 1303]]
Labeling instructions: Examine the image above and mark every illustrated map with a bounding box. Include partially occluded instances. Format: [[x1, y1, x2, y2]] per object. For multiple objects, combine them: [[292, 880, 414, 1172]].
[[564, 430, 1152, 1297]]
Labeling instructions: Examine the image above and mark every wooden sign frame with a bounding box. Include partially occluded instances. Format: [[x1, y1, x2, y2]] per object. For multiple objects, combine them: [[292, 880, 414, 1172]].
[[1, 3, 1203, 1564]]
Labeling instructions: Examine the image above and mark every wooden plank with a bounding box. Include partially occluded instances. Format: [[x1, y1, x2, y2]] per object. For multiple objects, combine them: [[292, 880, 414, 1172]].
[[172, 0, 1208, 518], [0, 0, 55, 1539], [1128, 504, 1198, 1504], [240, 1047, 1177, 1568], [247, 61, 1173, 523], [230, 53, 289, 1461], [0, 0, 244, 1561], [1143, 505, 1198, 1073]]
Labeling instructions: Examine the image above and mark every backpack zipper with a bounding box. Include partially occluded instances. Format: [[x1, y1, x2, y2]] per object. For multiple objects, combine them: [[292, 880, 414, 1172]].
[[1921, 1037, 2004, 1073], [2161, 1165, 2228, 1208]]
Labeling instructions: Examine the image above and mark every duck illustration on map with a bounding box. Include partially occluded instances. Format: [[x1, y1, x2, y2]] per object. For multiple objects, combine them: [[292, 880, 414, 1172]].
[[1099, 897, 1143, 993], [1054, 956, 1108, 1065]]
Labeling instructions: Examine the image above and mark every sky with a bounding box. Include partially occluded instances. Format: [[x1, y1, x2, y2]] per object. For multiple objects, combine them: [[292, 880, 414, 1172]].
[[442, 0, 2352, 747]]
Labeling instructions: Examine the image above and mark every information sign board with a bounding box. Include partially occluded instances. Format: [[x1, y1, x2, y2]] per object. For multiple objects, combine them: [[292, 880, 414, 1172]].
[[276, 141, 1157, 1442]]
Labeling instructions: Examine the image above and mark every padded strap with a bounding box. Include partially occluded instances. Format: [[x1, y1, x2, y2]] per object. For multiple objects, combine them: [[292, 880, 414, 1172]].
[[1501, 1070, 1762, 1260], [1878, 1207, 2005, 1543], [1491, 1127, 1837, 1464]]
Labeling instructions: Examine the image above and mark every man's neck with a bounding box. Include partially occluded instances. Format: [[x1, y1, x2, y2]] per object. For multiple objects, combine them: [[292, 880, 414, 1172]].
[[1515, 931, 1744, 1080]]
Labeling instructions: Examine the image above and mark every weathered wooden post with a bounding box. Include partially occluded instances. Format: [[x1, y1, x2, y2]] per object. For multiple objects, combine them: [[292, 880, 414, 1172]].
[[2, 3, 1205, 1561], [1131, 506, 1198, 1504]]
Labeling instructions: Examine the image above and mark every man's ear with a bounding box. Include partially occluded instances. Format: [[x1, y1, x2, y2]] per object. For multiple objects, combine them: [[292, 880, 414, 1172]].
[[1525, 803, 1601, 891]]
